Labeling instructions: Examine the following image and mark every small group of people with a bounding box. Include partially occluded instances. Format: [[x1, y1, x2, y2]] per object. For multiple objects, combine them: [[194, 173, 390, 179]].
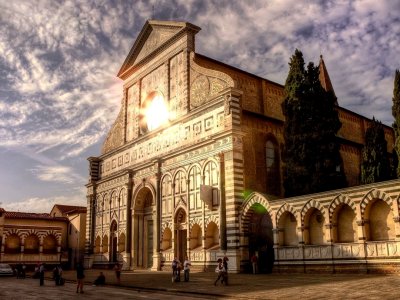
[[15, 263, 26, 279], [171, 256, 191, 282], [52, 264, 64, 285], [214, 255, 229, 286]]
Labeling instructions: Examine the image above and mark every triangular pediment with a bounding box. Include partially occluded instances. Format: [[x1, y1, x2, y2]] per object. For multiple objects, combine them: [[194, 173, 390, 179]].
[[117, 20, 200, 78]]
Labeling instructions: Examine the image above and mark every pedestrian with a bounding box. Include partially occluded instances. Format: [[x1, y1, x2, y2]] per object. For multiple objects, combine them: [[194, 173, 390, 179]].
[[53, 265, 62, 285], [76, 262, 85, 293], [114, 263, 121, 284], [214, 258, 226, 286], [171, 257, 178, 282], [183, 255, 192, 282], [93, 271, 106, 286], [251, 253, 258, 274], [222, 255, 229, 285], [21, 263, 26, 279], [34, 262, 40, 279], [16, 263, 22, 279], [39, 263, 45, 286]]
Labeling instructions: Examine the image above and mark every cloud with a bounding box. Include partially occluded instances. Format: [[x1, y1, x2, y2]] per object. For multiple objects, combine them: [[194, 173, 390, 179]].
[[0, 0, 399, 208], [29, 165, 84, 184], [2, 192, 86, 213]]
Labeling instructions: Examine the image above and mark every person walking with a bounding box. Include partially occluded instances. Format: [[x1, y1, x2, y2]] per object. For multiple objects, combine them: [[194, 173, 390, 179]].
[[21, 263, 26, 279], [183, 255, 192, 282], [222, 255, 229, 285], [114, 264, 121, 285], [76, 262, 85, 293], [53, 265, 62, 285], [171, 257, 179, 282], [251, 253, 258, 274], [214, 258, 226, 286], [39, 263, 45, 286]]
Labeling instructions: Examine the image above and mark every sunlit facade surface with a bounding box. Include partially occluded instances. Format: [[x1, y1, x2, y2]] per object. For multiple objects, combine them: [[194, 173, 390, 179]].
[[85, 20, 400, 274]]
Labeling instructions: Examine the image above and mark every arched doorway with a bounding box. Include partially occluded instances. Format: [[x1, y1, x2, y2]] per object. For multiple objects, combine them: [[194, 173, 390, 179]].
[[247, 203, 274, 273], [132, 186, 154, 269], [110, 221, 118, 263], [174, 207, 187, 263]]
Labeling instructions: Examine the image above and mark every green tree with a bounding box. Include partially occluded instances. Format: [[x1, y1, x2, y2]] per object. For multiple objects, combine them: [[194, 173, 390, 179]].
[[361, 118, 390, 183], [282, 50, 346, 197], [392, 69, 400, 177]]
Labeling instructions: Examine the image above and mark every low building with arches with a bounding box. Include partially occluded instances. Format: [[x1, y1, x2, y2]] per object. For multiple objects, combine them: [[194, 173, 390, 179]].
[[85, 20, 397, 273], [0, 205, 86, 269]]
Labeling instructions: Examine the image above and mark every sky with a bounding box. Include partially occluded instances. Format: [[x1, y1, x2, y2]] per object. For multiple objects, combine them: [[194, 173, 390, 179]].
[[0, 0, 399, 213]]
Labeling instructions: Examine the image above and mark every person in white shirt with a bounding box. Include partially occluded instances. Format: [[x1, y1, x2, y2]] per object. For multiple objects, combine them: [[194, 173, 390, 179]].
[[183, 256, 192, 282]]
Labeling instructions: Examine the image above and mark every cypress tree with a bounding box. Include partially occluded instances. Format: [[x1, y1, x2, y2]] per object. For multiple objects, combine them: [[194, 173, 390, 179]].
[[282, 50, 346, 197], [282, 49, 311, 197], [361, 118, 390, 183], [392, 69, 400, 177]]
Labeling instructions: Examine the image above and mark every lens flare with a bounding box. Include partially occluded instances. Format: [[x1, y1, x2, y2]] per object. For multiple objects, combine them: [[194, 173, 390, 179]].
[[144, 94, 169, 131]]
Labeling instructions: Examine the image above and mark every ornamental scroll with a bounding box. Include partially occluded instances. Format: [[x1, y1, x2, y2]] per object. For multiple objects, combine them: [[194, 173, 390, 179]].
[[189, 52, 235, 109]]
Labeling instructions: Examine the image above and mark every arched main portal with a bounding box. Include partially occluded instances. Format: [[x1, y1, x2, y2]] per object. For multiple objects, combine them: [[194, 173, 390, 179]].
[[246, 203, 274, 273], [132, 186, 154, 269], [174, 207, 187, 263], [110, 221, 118, 263]]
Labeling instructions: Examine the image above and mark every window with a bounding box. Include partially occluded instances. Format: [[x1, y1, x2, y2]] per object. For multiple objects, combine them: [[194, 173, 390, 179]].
[[266, 139, 281, 196]]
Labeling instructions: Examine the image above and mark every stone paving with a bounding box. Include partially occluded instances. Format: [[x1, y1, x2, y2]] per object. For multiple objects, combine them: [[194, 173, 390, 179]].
[[53, 269, 400, 299], [2, 269, 399, 299]]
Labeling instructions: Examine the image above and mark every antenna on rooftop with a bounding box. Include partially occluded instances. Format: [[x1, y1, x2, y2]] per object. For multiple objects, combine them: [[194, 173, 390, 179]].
[[152, 4, 155, 19]]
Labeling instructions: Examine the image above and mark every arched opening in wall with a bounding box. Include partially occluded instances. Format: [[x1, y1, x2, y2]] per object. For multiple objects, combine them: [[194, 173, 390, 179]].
[[161, 175, 172, 216], [204, 161, 219, 209], [174, 207, 187, 263], [43, 235, 57, 254], [277, 212, 298, 246], [247, 204, 274, 273], [365, 199, 395, 241], [94, 236, 101, 254], [102, 235, 109, 253], [118, 233, 126, 253], [205, 222, 219, 249], [161, 228, 172, 251], [111, 192, 118, 210], [188, 166, 201, 210], [132, 186, 154, 269], [110, 221, 118, 263], [190, 224, 202, 250], [304, 208, 325, 245], [5, 234, 20, 254], [24, 234, 40, 254], [332, 204, 357, 243], [265, 138, 281, 196]]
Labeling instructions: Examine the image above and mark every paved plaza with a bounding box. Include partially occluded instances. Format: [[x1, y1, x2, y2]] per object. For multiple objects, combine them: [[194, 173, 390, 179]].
[[1, 269, 400, 299]]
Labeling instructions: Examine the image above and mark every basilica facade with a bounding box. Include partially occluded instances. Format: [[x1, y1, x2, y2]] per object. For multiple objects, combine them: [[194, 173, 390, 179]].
[[85, 20, 400, 273]]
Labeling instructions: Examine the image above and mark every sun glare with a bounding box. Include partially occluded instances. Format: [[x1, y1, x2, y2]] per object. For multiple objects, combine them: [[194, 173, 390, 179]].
[[145, 94, 169, 131]]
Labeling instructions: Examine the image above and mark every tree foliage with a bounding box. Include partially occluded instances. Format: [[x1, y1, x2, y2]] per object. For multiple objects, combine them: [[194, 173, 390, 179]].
[[282, 49, 346, 197], [361, 118, 390, 184], [392, 69, 400, 177]]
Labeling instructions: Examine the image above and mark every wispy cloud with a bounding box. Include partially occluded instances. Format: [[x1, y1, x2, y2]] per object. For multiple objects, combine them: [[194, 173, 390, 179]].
[[0, 0, 398, 208], [2, 192, 86, 213], [29, 165, 85, 184]]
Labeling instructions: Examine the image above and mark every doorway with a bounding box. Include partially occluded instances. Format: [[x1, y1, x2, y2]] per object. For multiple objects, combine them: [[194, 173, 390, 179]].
[[110, 221, 118, 263], [174, 208, 187, 262], [248, 204, 274, 273]]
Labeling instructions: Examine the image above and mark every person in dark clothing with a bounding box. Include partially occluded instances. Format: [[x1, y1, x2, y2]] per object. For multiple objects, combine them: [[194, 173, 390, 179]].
[[93, 272, 106, 286], [76, 263, 85, 293], [222, 256, 229, 285], [214, 259, 227, 286], [39, 263, 45, 286]]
